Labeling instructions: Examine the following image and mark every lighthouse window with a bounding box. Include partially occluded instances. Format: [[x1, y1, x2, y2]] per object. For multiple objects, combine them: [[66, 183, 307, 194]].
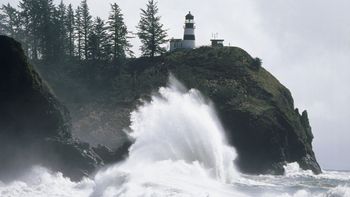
[[184, 35, 195, 40], [185, 23, 194, 28]]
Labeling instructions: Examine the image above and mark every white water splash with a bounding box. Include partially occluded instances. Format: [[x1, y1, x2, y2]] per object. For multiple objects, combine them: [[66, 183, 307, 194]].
[[283, 162, 314, 177], [128, 75, 237, 182], [1, 76, 349, 197], [0, 76, 243, 197], [90, 75, 242, 196], [0, 166, 93, 197]]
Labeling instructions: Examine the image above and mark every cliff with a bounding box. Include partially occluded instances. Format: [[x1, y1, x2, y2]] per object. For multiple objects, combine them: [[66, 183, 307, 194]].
[[0, 35, 123, 181], [158, 47, 321, 174], [11, 37, 321, 175], [105, 47, 321, 175], [111, 47, 320, 174]]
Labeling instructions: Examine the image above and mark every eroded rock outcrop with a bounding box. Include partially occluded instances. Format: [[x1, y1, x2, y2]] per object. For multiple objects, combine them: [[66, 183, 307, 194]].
[[112, 47, 321, 175], [33, 41, 322, 175], [0, 35, 121, 181], [160, 47, 322, 174]]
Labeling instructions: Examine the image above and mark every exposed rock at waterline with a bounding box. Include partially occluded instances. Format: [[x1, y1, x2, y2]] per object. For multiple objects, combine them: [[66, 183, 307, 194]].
[[0, 35, 122, 181], [34, 40, 321, 175], [100, 47, 321, 175], [160, 47, 321, 174]]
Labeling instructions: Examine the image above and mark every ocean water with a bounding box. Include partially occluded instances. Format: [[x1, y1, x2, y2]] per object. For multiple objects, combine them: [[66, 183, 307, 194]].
[[236, 164, 350, 197], [0, 165, 349, 197], [0, 76, 349, 197]]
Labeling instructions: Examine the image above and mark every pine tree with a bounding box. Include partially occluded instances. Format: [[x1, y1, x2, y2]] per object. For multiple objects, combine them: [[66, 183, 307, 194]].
[[88, 17, 110, 61], [107, 3, 131, 62], [18, 0, 57, 61], [0, 13, 6, 35], [54, 0, 67, 58], [39, 0, 57, 62], [80, 0, 92, 60], [137, 0, 167, 58], [0, 4, 16, 36], [18, 0, 40, 60], [0, 4, 22, 40], [75, 6, 83, 60], [66, 4, 75, 58]]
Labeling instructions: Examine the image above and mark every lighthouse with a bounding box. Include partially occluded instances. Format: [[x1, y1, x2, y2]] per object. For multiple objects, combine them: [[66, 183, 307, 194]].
[[169, 12, 226, 51], [169, 12, 196, 51], [182, 12, 195, 49]]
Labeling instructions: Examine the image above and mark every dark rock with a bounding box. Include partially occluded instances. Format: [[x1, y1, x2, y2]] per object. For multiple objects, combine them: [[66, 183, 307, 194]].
[[92, 140, 132, 164], [34, 43, 322, 175], [161, 47, 322, 174], [0, 35, 122, 181], [108, 46, 322, 175]]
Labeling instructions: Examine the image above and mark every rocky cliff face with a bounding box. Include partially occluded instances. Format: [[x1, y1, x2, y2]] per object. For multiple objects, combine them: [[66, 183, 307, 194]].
[[165, 47, 321, 174], [0, 35, 121, 181], [21, 36, 321, 176], [121, 47, 321, 175]]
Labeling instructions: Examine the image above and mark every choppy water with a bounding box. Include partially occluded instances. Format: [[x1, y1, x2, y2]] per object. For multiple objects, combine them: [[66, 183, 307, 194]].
[[235, 163, 350, 197], [0, 76, 349, 197], [1, 165, 349, 197]]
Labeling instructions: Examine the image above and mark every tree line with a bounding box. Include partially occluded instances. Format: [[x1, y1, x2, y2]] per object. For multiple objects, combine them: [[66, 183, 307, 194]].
[[0, 0, 168, 63]]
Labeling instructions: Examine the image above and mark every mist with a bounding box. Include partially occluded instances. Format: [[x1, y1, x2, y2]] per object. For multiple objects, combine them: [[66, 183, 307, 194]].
[[1, 0, 349, 170]]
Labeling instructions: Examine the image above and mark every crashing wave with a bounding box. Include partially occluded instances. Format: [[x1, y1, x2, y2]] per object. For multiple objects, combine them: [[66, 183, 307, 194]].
[[284, 162, 314, 177]]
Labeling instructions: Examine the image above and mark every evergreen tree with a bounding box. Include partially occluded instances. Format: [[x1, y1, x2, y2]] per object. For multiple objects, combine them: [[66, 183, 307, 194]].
[[137, 0, 167, 58], [54, 0, 67, 58], [80, 0, 92, 59], [66, 4, 75, 58], [107, 3, 131, 62], [1, 3, 24, 43], [18, 0, 57, 61], [75, 6, 83, 60], [0, 4, 18, 36], [18, 0, 40, 60], [39, 0, 57, 62], [88, 17, 110, 61], [0, 13, 6, 35]]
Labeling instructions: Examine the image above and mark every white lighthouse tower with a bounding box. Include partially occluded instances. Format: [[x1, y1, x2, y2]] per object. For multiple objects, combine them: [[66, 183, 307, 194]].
[[182, 12, 195, 49]]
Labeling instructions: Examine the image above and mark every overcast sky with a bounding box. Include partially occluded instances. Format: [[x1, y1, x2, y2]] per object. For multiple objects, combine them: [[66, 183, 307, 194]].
[[1, 0, 349, 171]]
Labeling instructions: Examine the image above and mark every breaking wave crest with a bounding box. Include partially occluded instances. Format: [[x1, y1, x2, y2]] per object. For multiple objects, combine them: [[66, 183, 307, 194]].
[[90, 75, 242, 196], [0, 76, 349, 197], [1, 76, 243, 197]]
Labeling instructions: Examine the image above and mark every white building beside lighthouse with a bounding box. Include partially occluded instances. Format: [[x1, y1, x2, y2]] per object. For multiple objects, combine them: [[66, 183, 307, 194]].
[[170, 12, 196, 51]]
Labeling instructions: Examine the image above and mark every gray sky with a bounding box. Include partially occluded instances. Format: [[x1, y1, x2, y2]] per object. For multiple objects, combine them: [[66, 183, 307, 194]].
[[1, 0, 349, 170]]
